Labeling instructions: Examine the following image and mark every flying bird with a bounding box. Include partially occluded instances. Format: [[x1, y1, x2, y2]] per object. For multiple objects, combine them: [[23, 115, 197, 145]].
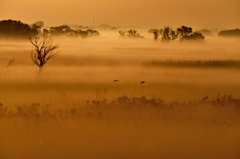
[[112, 80, 120, 83], [140, 81, 146, 85]]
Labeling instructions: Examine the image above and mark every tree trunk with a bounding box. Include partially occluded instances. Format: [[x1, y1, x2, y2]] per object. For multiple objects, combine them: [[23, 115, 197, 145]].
[[38, 66, 43, 74]]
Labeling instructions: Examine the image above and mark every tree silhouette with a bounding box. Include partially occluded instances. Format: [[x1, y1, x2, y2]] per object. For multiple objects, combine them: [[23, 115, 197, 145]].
[[162, 27, 178, 41], [170, 30, 178, 40], [79, 29, 100, 38], [152, 27, 177, 41], [50, 25, 72, 36], [31, 21, 44, 33], [177, 26, 205, 40], [28, 36, 59, 74], [177, 26, 193, 40], [153, 29, 163, 41]]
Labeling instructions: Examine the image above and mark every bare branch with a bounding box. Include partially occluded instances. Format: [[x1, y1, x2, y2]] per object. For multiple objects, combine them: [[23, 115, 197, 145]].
[[6, 58, 16, 67]]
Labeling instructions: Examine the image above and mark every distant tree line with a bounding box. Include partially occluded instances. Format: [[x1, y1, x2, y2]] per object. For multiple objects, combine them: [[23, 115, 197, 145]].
[[118, 26, 205, 41], [43, 25, 100, 38], [149, 26, 205, 41], [0, 19, 100, 39]]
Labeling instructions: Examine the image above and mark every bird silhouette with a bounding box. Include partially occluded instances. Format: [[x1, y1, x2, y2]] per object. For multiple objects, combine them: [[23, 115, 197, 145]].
[[112, 80, 120, 83], [140, 81, 146, 85]]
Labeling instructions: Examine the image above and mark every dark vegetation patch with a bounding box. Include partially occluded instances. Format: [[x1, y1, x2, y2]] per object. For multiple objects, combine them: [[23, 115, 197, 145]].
[[143, 59, 240, 68], [0, 20, 38, 39], [149, 26, 205, 41], [218, 28, 240, 37], [0, 19, 100, 39]]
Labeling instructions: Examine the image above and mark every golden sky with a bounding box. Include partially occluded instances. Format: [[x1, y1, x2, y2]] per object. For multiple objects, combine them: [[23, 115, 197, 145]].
[[0, 0, 239, 29]]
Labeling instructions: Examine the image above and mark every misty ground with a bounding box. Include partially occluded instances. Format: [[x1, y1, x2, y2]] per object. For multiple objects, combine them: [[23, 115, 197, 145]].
[[0, 32, 240, 159]]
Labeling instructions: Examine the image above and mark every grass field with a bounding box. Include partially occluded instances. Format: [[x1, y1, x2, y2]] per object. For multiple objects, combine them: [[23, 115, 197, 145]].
[[0, 34, 240, 159]]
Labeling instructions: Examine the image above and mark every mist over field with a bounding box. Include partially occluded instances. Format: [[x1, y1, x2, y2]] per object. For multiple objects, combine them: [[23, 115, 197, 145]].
[[0, 29, 240, 159]]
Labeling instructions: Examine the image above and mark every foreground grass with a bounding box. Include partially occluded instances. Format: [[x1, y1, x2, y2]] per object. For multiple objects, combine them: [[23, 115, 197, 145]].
[[0, 95, 240, 159]]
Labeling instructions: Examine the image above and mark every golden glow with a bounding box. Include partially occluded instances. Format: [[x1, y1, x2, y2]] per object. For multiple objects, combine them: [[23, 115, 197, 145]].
[[0, 1, 240, 159]]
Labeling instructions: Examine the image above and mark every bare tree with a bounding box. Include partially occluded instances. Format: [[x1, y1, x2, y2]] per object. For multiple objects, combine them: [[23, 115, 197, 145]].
[[28, 36, 59, 73]]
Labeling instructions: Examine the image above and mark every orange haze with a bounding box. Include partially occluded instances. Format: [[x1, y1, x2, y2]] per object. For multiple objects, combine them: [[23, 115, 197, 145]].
[[0, 0, 240, 29]]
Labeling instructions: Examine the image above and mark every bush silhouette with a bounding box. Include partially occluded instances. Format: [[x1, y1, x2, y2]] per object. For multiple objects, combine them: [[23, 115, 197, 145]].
[[187, 32, 205, 40], [119, 30, 126, 38], [119, 29, 144, 39]]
